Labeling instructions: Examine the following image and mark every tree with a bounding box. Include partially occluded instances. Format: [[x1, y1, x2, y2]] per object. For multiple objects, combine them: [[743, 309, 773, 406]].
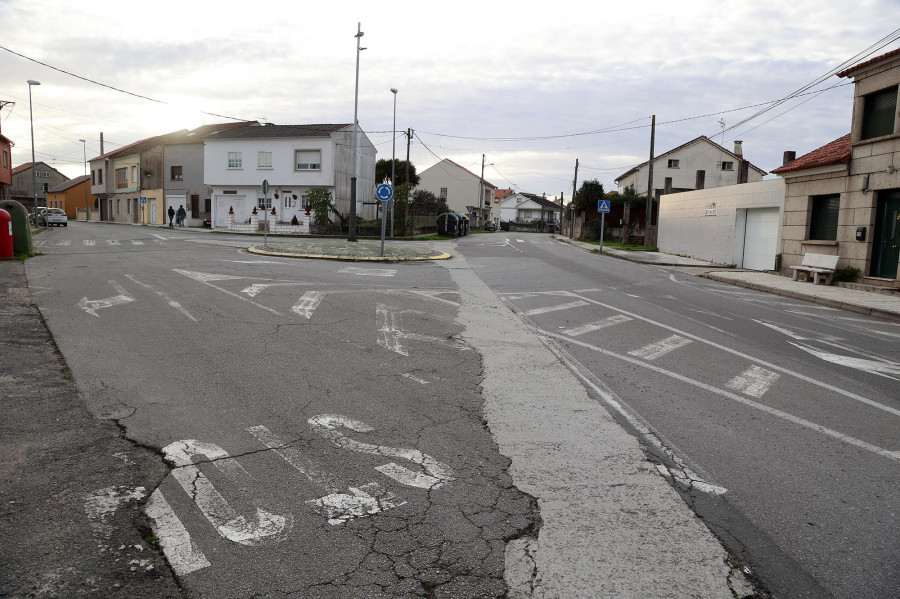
[[409, 189, 449, 215], [573, 179, 605, 220], [306, 187, 336, 227], [376, 159, 420, 187]]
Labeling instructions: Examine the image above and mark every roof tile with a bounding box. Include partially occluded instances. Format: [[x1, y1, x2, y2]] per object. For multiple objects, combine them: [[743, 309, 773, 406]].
[[770, 134, 851, 175]]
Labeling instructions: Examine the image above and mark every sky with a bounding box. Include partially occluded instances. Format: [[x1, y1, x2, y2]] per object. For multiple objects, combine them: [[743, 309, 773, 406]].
[[1, 0, 899, 201]]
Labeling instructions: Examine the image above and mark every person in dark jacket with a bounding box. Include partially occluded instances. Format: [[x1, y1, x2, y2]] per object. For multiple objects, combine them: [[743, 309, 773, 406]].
[[176, 205, 186, 228], [167, 205, 175, 228]]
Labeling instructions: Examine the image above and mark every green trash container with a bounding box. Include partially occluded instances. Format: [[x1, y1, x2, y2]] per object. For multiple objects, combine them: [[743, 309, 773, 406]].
[[0, 200, 34, 255]]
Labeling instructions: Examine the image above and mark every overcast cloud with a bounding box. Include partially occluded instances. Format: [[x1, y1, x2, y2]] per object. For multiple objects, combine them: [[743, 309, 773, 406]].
[[1, 0, 898, 197]]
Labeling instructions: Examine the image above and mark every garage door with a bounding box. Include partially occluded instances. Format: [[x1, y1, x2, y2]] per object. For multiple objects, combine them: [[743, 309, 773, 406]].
[[742, 207, 780, 270]]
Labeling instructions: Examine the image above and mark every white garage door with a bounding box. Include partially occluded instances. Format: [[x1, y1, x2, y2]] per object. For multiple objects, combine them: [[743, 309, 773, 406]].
[[742, 207, 780, 270]]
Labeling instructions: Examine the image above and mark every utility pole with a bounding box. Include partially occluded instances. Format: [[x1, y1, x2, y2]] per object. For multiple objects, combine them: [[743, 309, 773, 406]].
[[479, 154, 486, 228], [570, 158, 578, 238], [645, 114, 655, 246], [405, 128, 412, 185]]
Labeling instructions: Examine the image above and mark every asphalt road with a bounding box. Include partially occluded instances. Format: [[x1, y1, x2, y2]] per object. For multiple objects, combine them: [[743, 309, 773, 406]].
[[455, 232, 900, 599]]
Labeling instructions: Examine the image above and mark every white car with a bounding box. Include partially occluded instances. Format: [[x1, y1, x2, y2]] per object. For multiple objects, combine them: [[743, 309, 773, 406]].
[[40, 208, 68, 227]]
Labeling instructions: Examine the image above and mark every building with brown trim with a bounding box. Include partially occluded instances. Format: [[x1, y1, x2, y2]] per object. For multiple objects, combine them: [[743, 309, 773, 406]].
[[46, 175, 97, 220]]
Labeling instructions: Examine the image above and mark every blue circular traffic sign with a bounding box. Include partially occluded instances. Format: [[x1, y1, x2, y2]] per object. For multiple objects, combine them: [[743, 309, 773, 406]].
[[376, 184, 393, 202]]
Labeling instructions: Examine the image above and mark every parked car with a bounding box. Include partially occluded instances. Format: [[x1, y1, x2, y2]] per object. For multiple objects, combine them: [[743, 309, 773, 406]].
[[40, 208, 68, 227], [203, 217, 211, 227], [484, 221, 498, 231]]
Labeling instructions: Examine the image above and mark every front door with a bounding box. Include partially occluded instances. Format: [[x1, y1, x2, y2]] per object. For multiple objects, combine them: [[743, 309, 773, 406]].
[[872, 191, 900, 279]]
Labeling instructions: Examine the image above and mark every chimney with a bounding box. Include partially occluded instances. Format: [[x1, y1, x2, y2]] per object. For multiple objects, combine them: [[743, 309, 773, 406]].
[[783, 151, 796, 165], [733, 140, 743, 158]]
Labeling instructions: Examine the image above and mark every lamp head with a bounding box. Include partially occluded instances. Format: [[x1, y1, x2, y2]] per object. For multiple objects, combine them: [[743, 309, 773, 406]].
[[27, 80, 40, 86], [391, 88, 398, 94], [79, 139, 86, 143]]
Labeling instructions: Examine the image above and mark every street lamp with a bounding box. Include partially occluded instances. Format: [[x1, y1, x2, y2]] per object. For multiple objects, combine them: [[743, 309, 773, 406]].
[[79, 139, 88, 221], [349, 22, 365, 242], [390, 87, 397, 238], [27, 80, 40, 226]]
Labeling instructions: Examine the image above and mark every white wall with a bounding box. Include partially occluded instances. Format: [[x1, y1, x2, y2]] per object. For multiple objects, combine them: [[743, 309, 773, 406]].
[[204, 137, 335, 188], [657, 178, 785, 266]]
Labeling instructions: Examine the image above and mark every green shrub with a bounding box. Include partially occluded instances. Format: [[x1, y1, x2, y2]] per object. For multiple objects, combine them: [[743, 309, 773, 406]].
[[291, 215, 299, 226], [832, 267, 860, 283]]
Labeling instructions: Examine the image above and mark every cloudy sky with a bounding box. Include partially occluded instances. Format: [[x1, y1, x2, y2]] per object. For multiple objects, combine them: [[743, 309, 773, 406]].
[[1, 0, 898, 199]]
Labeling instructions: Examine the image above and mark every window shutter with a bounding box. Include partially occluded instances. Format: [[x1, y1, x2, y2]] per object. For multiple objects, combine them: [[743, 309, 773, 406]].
[[862, 86, 897, 140], [810, 195, 840, 240]]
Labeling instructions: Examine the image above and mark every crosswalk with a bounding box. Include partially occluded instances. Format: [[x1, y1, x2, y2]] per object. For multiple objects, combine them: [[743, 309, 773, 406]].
[[33, 238, 164, 247]]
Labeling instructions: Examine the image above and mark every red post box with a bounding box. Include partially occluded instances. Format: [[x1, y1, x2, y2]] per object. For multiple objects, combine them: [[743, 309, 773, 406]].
[[0, 209, 14, 259]]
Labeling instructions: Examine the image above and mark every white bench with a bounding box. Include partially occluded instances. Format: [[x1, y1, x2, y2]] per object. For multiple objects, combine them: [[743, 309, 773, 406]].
[[789, 253, 840, 285]]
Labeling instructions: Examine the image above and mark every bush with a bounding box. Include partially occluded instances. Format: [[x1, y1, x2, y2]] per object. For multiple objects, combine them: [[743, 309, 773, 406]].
[[832, 267, 860, 283], [580, 219, 606, 242], [291, 215, 299, 225]]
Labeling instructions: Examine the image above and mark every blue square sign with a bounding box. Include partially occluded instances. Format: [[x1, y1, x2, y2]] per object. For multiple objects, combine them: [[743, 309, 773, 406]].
[[597, 200, 610, 213]]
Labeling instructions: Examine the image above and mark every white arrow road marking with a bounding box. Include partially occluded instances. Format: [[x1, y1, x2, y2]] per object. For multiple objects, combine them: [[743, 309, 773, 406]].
[[144, 490, 211, 576], [291, 291, 323, 319], [77, 281, 134, 317], [790, 342, 900, 380], [247, 425, 406, 525], [162, 440, 290, 545], [562, 314, 632, 337], [629, 334, 693, 361], [338, 266, 397, 277], [376, 304, 469, 356], [123, 274, 197, 321], [175, 269, 281, 316], [524, 300, 588, 316], [309, 414, 455, 490], [725, 365, 781, 398]]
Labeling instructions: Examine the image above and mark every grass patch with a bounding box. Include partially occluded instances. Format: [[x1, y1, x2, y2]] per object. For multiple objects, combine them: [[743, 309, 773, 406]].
[[413, 234, 459, 241], [581, 239, 658, 251]]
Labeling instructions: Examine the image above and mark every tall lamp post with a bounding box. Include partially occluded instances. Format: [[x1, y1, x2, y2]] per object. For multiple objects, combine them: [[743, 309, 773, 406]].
[[349, 22, 365, 242], [27, 80, 41, 225], [390, 87, 397, 238], [79, 139, 88, 221]]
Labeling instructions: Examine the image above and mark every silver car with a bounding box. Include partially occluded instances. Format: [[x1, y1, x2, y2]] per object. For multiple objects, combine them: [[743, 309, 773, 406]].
[[40, 208, 68, 227]]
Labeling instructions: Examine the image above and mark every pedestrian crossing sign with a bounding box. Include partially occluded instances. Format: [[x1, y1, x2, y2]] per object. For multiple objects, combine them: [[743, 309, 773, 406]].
[[597, 200, 610, 213]]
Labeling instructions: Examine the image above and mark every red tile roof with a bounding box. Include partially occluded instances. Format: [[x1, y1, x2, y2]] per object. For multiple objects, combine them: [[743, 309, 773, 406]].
[[11, 162, 35, 175], [770, 134, 851, 175], [837, 46, 900, 78]]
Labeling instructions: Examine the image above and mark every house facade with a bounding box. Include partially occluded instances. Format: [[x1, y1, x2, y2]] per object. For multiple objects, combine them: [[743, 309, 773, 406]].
[[10, 162, 68, 212], [46, 175, 97, 219], [203, 124, 376, 229], [616, 137, 767, 199], [498, 192, 563, 224], [416, 158, 496, 227], [89, 137, 162, 224], [773, 47, 900, 283], [0, 117, 13, 201]]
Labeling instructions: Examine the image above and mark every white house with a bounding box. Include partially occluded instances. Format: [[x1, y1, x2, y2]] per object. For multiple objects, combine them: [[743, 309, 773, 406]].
[[498, 192, 563, 224], [204, 123, 377, 229], [616, 137, 767, 199], [416, 158, 496, 227]]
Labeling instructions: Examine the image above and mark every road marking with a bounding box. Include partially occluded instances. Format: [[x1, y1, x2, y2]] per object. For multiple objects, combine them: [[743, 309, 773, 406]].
[[144, 489, 211, 576], [725, 365, 781, 397], [218, 259, 287, 264], [402, 373, 430, 385], [291, 291, 323, 319], [309, 414, 455, 489], [131, 240, 144, 246], [516, 239, 524, 243], [123, 274, 197, 321], [83, 239, 95, 246], [376, 304, 469, 356], [56, 240, 71, 246], [247, 425, 340, 491], [175, 269, 281, 316], [106, 239, 120, 245], [77, 280, 135, 317], [397, 289, 460, 306], [338, 266, 397, 277], [241, 283, 269, 297], [33, 239, 46, 246], [546, 329, 900, 463], [562, 314, 632, 337], [84, 486, 148, 543], [628, 334, 692, 361], [163, 440, 290, 545], [686, 307, 733, 320], [790, 342, 900, 380], [524, 300, 588, 316]]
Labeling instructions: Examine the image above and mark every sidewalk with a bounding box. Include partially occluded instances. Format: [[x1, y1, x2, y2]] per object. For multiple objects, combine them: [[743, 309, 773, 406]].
[[556, 236, 900, 323]]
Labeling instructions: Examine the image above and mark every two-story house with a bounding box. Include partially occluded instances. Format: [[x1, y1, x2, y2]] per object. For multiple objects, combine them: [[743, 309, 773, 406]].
[[416, 159, 497, 227], [46, 175, 97, 219], [89, 136, 162, 224], [10, 162, 69, 212], [0, 115, 13, 201], [773, 46, 900, 284], [203, 123, 377, 229], [498, 192, 562, 224]]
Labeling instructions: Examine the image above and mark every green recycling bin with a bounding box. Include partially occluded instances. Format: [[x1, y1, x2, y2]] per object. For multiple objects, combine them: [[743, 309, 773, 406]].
[[0, 200, 34, 255]]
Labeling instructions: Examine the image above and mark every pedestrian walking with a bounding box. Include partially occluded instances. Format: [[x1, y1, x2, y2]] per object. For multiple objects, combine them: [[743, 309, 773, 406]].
[[176, 205, 186, 228], [167, 206, 175, 228]]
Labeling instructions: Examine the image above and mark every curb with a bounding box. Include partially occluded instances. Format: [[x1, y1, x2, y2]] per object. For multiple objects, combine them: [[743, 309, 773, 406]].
[[246, 246, 452, 262]]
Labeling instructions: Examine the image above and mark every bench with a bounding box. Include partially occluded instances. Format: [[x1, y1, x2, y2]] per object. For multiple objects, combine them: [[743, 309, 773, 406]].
[[789, 253, 840, 285]]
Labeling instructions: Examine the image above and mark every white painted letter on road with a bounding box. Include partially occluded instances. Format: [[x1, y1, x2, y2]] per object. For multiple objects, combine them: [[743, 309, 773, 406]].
[[77, 281, 135, 317]]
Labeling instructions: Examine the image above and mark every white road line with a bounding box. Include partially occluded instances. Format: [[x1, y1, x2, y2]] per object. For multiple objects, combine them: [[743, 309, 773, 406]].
[[562, 314, 632, 336], [175, 269, 280, 316], [247, 425, 340, 492], [376, 304, 469, 356], [33, 239, 46, 246], [218, 259, 288, 264], [790, 342, 900, 379], [163, 440, 290, 545], [106, 239, 120, 245], [291, 291, 323, 319], [152, 234, 168, 240], [402, 373, 430, 385], [76, 280, 135, 317], [83, 239, 95, 246], [629, 334, 692, 361], [124, 274, 197, 321], [516, 239, 524, 243], [725, 365, 781, 397], [686, 307, 733, 320], [131, 240, 144, 245], [56, 240, 71, 246], [144, 490, 211, 576], [546, 329, 900, 463], [338, 266, 397, 277], [567, 292, 900, 418], [524, 300, 588, 316]]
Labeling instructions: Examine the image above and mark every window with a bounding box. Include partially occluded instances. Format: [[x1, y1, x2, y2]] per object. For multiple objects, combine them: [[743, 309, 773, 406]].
[[116, 168, 128, 189], [98, 169, 103, 184], [705, 203, 717, 216], [809, 194, 840, 240], [34, 170, 40, 177], [131, 166, 137, 182], [258, 152, 272, 168], [721, 161, 734, 171], [171, 166, 183, 180], [257, 196, 270, 209], [228, 152, 242, 168], [295, 150, 321, 171], [439, 187, 448, 199], [667, 159, 680, 168], [91, 170, 96, 185], [45, 172, 50, 178], [861, 86, 898, 140], [2, 150, 7, 168]]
